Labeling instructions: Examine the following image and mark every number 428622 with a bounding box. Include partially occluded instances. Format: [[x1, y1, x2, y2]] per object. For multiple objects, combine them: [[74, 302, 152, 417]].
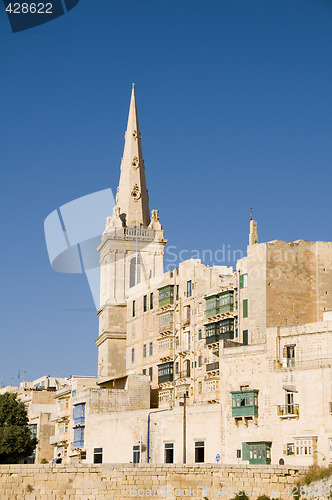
[[6, 3, 53, 14]]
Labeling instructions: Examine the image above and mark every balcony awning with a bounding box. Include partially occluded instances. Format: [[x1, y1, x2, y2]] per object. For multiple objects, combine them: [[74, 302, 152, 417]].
[[282, 384, 298, 393]]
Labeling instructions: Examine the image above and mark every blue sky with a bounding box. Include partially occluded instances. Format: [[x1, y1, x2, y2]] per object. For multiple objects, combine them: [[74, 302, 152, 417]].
[[0, 0, 332, 386]]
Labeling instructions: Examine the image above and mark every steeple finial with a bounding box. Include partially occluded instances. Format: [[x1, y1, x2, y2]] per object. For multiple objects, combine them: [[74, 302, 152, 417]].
[[250, 207, 253, 221], [115, 86, 150, 227]]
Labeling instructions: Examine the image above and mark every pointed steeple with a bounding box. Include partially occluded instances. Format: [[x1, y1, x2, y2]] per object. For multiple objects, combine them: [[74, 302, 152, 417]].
[[116, 84, 150, 227]]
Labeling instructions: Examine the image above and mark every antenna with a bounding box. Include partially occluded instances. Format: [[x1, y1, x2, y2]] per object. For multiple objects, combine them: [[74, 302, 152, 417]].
[[250, 208, 253, 221]]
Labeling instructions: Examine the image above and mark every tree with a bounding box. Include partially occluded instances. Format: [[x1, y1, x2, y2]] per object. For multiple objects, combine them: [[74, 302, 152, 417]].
[[0, 392, 37, 464]]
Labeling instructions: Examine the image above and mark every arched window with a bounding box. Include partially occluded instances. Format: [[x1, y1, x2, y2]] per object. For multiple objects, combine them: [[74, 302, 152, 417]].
[[130, 256, 141, 288]]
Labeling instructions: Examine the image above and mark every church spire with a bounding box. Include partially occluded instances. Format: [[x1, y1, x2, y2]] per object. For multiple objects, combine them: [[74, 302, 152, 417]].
[[116, 84, 150, 227]]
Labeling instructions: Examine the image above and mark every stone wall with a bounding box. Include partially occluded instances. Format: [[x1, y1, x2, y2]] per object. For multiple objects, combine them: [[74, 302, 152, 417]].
[[0, 464, 308, 500]]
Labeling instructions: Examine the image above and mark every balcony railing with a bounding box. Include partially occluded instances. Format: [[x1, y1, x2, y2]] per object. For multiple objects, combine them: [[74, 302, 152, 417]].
[[271, 357, 332, 371], [177, 370, 191, 380], [124, 227, 155, 239], [206, 361, 219, 372], [277, 404, 299, 417]]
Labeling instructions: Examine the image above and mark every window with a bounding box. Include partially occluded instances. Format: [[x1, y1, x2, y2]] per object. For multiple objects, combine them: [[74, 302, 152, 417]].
[[206, 380, 219, 393], [131, 348, 135, 363], [133, 445, 140, 463], [287, 443, 295, 455], [72, 390, 77, 397], [243, 330, 248, 345], [143, 344, 146, 358], [198, 356, 202, 368], [176, 285, 179, 300], [295, 439, 314, 456], [58, 423, 68, 434], [94, 448, 103, 464], [143, 369, 146, 375], [158, 362, 173, 384], [73, 426, 84, 448], [184, 305, 191, 325], [149, 342, 153, 356], [283, 345, 295, 367], [175, 362, 179, 374], [29, 424, 37, 440], [150, 292, 153, 310], [237, 449, 241, 459], [132, 300, 135, 317], [243, 299, 248, 318], [187, 280, 192, 297], [130, 256, 141, 288], [165, 443, 174, 463], [159, 338, 173, 351], [73, 403, 85, 425], [149, 366, 153, 381], [186, 359, 190, 378], [231, 390, 258, 417], [198, 329, 202, 341], [240, 274, 247, 288], [143, 295, 147, 312], [195, 441, 204, 463], [198, 381, 202, 393], [159, 285, 174, 307], [286, 391, 295, 414]]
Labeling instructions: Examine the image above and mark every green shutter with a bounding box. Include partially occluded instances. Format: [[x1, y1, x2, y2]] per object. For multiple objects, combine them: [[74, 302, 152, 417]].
[[242, 442, 250, 461], [239, 274, 244, 289], [243, 299, 248, 318]]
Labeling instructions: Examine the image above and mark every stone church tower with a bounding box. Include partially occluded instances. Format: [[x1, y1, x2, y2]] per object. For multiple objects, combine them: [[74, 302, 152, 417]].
[[96, 85, 166, 383]]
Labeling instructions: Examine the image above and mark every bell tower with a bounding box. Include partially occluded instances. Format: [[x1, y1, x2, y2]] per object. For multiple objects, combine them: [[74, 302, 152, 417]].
[[96, 85, 166, 383]]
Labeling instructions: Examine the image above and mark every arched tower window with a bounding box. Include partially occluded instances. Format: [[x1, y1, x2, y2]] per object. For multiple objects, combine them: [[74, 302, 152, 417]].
[[130, 256, 141, 288]]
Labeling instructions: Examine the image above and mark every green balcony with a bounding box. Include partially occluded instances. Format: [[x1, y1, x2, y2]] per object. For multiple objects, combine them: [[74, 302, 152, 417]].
[[205, 319, 234, 345], [205, 322, 219, 344], [231, 390, 258, 417], [158, 361, 174, 384], [205, 294, 219, 317], [205, 291, 234, 318], [159, 285, 174, 308], [242, 441, 271, 465]]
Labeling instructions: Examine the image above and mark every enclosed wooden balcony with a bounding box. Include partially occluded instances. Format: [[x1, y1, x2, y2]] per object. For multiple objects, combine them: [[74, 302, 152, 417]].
[[231, 389, 258, 418]]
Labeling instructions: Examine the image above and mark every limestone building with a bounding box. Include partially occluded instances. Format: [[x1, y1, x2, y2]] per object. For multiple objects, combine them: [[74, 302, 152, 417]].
[[53, 86, 332, 467]]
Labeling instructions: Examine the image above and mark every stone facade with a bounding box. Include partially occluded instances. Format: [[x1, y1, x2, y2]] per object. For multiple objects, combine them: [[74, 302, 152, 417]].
[[0, 464, 308, 500]]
